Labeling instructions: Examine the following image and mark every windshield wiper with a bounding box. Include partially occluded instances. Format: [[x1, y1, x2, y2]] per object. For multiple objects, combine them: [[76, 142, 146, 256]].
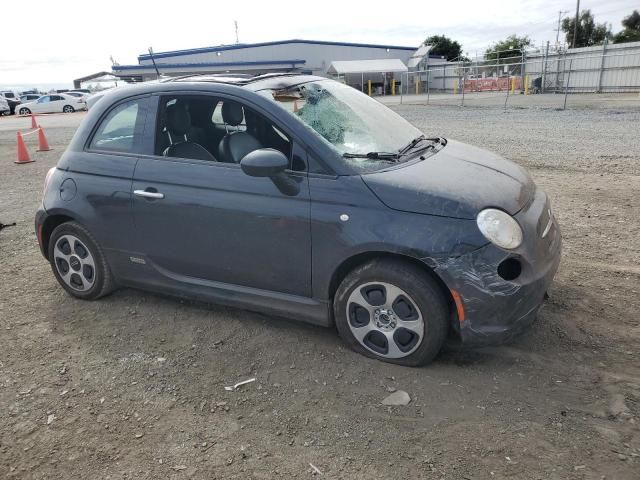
[[397, 135, 446, 157], [398, 135, 427, 155], [342, 151, 400, 161], [343, 136, 444, 162]]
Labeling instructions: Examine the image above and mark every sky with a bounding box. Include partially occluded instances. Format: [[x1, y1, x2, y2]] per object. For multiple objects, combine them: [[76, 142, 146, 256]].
[[1, 0, 637, 89]]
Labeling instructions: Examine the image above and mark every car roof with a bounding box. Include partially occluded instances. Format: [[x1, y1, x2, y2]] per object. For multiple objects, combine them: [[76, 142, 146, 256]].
[[112, 73, 325, 95], [165, 72, 326, 91], [89, 73, 329, 111]]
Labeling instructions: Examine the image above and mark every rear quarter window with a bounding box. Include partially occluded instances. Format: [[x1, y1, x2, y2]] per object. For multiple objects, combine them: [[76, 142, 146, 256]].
[[89, 98, 147, 154]]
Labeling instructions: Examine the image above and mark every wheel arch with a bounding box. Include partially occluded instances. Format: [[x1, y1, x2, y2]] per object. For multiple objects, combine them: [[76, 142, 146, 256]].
[[40, 214, 75, 260], [328, 251, 458, 327]]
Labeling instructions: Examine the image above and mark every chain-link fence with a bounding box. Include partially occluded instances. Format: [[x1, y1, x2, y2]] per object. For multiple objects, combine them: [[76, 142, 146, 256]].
[[339, 42, 640, 110]]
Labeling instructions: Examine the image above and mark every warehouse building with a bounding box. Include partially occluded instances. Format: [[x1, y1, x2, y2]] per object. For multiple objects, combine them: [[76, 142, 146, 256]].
[[111, 39, 419, 83]]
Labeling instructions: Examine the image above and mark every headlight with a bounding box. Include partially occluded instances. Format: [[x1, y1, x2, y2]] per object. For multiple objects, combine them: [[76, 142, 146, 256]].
[[476, 208, 523, 250]]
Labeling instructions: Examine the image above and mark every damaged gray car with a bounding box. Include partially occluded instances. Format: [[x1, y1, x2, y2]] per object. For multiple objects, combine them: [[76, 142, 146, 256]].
[[36, 74, 561, 366]]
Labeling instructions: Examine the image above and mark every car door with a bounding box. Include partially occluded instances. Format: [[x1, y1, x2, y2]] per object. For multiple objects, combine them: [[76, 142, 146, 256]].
[[131, 93, 312, 298], [49, 95, 65, 112], [33, 95, 50, 113]]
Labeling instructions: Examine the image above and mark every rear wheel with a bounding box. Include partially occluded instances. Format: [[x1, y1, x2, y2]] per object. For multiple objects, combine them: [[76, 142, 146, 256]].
[[48, 222, 114, 300], [63, 105, 75, 113], [334, 258, 448, 366], [18, 107, 31, 115]]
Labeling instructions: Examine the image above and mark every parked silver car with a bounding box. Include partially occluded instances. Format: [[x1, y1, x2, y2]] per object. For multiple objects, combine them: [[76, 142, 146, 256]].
[[1, 90, 22, 115], [0, 96, 10, 115], [20, 94, 42, 103]]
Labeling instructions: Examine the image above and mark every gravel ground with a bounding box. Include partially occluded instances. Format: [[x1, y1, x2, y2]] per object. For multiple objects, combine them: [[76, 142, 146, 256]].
[[380, 92, 640, 110], [1, 105, 639, 479]]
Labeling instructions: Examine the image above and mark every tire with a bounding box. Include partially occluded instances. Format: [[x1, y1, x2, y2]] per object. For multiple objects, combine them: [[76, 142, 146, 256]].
[[19, 107, 31, 115], [63, 105, 75, 113], [48, 221, 114, 300], [334, 258, 448, 367]]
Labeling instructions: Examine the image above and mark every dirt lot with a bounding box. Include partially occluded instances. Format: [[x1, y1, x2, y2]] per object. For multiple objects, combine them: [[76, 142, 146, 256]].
[[1, 103, 639, 479], [380, 91, 640, 110]]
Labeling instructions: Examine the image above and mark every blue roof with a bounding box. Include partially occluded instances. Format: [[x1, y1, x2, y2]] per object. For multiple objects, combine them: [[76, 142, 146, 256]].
[[113, 59, 306, 72], [138, 39, 416, 61]]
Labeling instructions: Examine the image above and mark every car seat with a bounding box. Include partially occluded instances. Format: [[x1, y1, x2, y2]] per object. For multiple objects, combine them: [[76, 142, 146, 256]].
[[218, 102, 262, 163], [163, 102, 217, 161]]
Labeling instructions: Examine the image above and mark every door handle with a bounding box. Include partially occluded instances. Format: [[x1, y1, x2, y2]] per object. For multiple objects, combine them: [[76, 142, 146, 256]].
[[134, 189, 164, 199]]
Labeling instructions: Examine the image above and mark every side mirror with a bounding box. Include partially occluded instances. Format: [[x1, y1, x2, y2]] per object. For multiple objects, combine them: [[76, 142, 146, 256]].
[[240, 148, 288, 177]]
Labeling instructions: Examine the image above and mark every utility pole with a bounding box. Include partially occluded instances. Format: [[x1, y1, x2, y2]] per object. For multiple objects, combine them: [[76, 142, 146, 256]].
[[555, 10, 569, 47], [572, 0, 580, 49], [234, 20, 239, 44]]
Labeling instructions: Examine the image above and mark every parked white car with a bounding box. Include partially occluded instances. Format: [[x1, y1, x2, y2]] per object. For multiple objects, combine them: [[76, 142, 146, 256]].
[[64, 91, 90, 101], [17, 93, 86, 115]]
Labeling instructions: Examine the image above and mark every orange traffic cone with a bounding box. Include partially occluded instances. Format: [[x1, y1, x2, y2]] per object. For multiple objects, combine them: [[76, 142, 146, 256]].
[[30, 114, 37, 129], [15, 132, 34, 164], [37, 126, 52, 152]]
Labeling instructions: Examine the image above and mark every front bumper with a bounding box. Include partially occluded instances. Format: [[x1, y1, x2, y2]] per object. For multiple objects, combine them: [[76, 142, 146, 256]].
[[433, 188, 562, 346], [35, 205, 48, 259]]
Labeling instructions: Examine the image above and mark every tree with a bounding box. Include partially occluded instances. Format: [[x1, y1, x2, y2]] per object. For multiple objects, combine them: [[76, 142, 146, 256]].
[[562, 10, 611, 48], [613, 10, 640, 44], [423, 35, 463, 61], [484, 35, 532, 63]]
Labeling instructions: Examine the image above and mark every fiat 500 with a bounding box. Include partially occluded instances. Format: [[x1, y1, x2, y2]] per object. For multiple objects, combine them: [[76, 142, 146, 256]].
[[36, 74, 561, 366]]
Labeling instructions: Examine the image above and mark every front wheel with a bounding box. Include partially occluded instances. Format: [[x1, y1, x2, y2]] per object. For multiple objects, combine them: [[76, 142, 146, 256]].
[[19, 107, 31, 115], [334, 259, 448, 367], [48, 222, 114, 300], [63, 105, 75, 113]]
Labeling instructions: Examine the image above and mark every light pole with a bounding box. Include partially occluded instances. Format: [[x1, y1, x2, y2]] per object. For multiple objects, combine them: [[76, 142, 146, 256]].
[[572, 0, 580, 49], [555, 10, 569, 47]]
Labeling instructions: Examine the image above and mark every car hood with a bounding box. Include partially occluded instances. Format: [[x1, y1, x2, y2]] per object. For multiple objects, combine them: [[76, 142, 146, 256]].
[[361, 139, 535, 220]]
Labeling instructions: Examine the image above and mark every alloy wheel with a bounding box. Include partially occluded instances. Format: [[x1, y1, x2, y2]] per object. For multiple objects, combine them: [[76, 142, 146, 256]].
[[346, 281, 424, 359], [53, 234, 96, 292]]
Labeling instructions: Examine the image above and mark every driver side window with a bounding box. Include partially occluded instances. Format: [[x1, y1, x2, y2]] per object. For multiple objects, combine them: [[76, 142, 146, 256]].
[[154, 95, 301, 170]]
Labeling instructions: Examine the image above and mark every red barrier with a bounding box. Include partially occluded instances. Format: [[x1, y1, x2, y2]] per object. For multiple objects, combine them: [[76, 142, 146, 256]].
[[464, 76, 522, 93]]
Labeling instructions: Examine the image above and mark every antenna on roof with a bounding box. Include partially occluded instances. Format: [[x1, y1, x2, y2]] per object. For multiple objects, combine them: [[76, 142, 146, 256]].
[[148, 47, 161, 79], [234, 20, 239, 44]]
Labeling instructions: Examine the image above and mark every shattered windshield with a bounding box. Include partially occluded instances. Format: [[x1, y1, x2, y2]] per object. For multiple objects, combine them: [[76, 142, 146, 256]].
[[259, 80, 425, 172]]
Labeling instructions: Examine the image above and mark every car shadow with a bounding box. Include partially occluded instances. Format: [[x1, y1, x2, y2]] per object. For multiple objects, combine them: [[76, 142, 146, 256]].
[[42, 273, 602, 373]]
